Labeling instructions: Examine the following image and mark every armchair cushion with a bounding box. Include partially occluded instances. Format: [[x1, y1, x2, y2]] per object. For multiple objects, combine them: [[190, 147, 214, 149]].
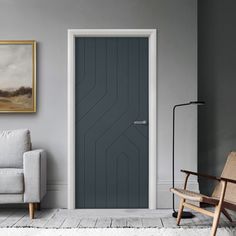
[[0, 129, 31, 168], [0, 168, 24, 194]]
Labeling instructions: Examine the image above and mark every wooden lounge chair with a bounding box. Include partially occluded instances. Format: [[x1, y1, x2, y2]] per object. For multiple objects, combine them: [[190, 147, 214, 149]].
[[170, 151, 236, 236]]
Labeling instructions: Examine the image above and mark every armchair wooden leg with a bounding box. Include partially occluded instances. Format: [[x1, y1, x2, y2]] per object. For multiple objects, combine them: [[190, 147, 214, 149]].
[[211, 205, 221, 236], [177, 198, 185, 226], [29, 203, 35, 219], [211, 181, 227, 236]]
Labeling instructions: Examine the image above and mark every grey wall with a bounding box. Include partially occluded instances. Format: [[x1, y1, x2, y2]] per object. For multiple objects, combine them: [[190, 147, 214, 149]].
[[0, 0, 197, 208], [198, 0, 236, 194]]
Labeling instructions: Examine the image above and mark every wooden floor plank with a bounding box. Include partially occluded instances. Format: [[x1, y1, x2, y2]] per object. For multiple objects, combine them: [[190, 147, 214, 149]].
[[127, 218, 142, 228], [44, 216, 65, 228], [30, 209, 58, 228], [191, 213, 202, 226], [142, 217, 163, 228], [95, 218, 111, 228], [179, 218, 195, 228], [111, 218, 127, 228], [78, 218, 97, 228], [61, 217, 81, 228], [40, 209, 65, 228], [0, 210, 14, 224], [0, 210, 27, 227], [198, 213, 212, 227], [161, 216, 179, 228], [14, 208, 43, 227]]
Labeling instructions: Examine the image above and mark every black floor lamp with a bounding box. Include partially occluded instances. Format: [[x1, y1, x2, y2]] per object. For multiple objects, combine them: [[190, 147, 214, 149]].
[[172, 101, 205, 218]]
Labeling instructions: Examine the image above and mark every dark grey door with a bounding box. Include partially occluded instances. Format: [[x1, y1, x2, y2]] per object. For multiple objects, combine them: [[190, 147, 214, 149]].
[[75, 37, 148, 208]]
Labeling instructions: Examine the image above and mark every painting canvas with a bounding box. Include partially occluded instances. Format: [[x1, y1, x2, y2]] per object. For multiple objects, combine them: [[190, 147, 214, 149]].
[[0, 41, 36, 112]]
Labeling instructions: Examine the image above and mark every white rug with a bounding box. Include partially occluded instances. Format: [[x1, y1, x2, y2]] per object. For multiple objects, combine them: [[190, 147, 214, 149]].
[[0, 228, 236, 236]]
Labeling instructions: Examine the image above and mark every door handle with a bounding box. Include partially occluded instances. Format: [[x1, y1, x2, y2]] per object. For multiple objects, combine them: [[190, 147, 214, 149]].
[[133, 120, 147, 125]]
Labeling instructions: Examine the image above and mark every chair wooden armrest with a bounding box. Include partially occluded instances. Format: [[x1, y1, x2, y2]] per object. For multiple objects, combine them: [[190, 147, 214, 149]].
[[220, 177, 236, 184], [181, 169, 221, 181]]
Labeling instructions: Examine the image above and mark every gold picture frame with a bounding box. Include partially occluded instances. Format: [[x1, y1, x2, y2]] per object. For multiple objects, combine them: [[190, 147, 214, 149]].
[[0, 40, 36, 113]]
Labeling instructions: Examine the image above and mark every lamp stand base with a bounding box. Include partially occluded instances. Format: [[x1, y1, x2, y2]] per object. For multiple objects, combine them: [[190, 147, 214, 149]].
[[172, 211, 194, 218]]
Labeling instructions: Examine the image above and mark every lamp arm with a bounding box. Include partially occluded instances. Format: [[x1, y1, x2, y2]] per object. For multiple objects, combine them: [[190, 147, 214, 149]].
[[174, 103, 191, 109]]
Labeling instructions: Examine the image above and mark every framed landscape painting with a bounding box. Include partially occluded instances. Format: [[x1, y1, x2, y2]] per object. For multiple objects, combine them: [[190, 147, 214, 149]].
[[0, 40, 36, 112]]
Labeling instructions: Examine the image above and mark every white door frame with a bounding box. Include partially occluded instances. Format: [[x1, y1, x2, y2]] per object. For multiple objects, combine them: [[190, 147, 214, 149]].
[[67, 29, 157, 209]]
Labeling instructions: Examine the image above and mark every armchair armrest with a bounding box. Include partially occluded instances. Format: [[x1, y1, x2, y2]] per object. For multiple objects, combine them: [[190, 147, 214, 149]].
[[23, 149, 47, 203], [181, 169, 221, 181], [221, 177, 236, 184]]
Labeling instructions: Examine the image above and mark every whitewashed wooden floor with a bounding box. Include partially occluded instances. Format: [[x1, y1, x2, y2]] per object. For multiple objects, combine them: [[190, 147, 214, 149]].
[[0, 209, 235, 229]]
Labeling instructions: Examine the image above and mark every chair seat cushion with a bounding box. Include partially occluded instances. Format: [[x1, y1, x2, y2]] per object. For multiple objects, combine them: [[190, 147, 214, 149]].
[[0, 168, 24, 194]]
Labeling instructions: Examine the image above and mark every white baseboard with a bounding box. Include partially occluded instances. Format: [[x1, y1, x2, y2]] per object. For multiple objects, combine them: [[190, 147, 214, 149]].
[[41, 182, 67, 208], [157, 180, 199, 208], [41, 180, 199, 209]]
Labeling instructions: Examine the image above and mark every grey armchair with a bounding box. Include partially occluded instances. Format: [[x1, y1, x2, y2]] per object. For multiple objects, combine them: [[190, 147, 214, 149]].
[[0, 129, 47, 219]]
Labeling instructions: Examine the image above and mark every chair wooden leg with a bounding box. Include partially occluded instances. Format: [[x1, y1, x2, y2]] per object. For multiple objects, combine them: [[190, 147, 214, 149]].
[[222, 208, 232, 222], [211, 205, 222, 236], [211, 180, 227, 236], [29, 203, 35, 219], [177, 198, 185, 226]]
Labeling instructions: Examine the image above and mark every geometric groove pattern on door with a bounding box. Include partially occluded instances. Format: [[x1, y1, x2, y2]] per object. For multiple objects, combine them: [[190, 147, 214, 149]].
[[75, 37, 148, 208]]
